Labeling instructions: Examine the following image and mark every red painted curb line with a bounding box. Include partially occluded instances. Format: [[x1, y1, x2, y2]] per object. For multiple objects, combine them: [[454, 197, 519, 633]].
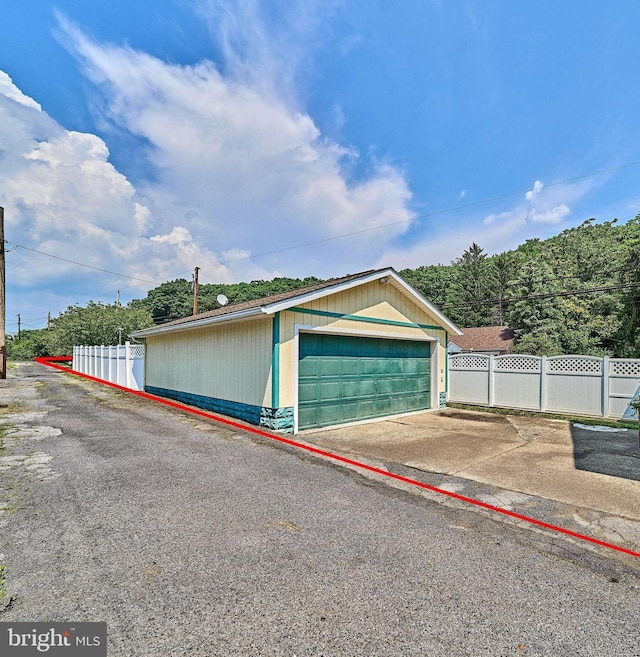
[[34, 357, 640, 560]]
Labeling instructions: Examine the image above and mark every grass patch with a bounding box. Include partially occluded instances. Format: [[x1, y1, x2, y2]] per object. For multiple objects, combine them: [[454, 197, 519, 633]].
[[0, 422, 10, 456], [446, 403, 638, 430], [0, 403, 25, 415]]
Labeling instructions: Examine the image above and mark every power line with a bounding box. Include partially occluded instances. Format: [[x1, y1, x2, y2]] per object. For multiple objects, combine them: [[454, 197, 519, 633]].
[[184, 160, 640, 272], [6, 242, 157, 284], [6, 159, 640, 306], [441, 281, 640, 309]]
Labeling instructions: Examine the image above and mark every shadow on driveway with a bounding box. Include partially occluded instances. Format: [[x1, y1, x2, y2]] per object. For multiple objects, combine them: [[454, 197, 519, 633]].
[[571, 423, 640, 482]]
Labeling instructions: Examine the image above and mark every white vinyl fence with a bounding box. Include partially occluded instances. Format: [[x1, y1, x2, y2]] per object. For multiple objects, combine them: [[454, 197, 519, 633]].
[[448, 354, 640, 421], [72, 342, 145, 391]]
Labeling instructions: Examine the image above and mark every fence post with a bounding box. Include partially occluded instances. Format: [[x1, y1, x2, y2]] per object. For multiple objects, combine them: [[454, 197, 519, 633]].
[[488, 355, 495, 407], [125, 341, 131, 389], [540, 356, 547, 412], [602, 356, 610, 418]]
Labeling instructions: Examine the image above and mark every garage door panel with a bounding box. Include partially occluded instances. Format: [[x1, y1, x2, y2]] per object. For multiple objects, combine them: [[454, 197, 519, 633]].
[[340, 380, 363, 398], [341, 360, 359, 376], [360, 358, 378, 375], [319, 382, 342, 402], [298, 334, 432, 430], [318, 359, 341, 376], [298, 381, 320, 403]]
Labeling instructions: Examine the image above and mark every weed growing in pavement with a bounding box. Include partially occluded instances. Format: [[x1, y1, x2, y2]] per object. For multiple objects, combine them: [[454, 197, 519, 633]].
[[0, 564, 6, 600]]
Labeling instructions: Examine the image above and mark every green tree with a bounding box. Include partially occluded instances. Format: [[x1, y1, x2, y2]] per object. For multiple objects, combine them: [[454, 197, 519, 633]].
[[130, 279, 193, 324], [616, 216, 640, 356], [400, 265, 458, 311], [450, 243, 495, 327], [6, 329, 49, 360], [508, 260, 564, 355], [132, 276, 325, 324], [488, 251, 521, 325], [46, 302, 153, 355]]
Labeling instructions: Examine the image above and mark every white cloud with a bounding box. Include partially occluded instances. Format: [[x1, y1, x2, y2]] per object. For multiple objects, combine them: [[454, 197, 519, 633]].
[[58, 10, 415, 277], [523, 179, 571, 225], [0, 71, 42, 111], [0, 5, 416, 326], [376, 176, 600, 271], [0, 69, 241, 320], [525, 179, 543, 202], [528, 203, 570, 225]]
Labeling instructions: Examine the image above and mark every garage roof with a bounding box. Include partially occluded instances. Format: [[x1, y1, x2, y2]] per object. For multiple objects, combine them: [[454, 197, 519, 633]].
[[131, 267, 462, 338]]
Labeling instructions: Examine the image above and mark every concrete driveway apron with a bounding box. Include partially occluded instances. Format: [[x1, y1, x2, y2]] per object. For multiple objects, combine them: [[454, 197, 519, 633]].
[[305, 408, 640, 552]]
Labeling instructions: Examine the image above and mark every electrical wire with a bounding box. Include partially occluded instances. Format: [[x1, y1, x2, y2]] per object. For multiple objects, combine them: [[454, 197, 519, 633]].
[[441, 280, 640, 309], [5, 242, 157, 284], [6, 159, 640, 287]]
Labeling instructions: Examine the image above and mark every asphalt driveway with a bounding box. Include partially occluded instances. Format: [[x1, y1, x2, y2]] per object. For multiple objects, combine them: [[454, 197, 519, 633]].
[[1, 364, 639, 656]]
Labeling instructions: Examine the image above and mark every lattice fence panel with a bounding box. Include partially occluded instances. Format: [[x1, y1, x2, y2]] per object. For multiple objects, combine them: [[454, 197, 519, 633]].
[[129, 344, 145, 359], [494, 355, 541, 373], [449, 354, 490, 370], [547, 356, 602, 375], [610, 360, 640, 376]]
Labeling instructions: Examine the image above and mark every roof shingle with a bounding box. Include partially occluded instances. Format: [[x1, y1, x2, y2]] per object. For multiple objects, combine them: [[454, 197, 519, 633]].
[[454, 326, 516, 352]]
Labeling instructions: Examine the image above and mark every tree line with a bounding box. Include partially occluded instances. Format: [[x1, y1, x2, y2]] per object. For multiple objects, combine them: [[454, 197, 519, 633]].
[[9, 214, 640, 359], [401, 215, 639, 357]]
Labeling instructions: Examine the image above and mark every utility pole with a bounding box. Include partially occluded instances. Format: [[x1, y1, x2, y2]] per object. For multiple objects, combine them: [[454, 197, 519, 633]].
[[17, 313, 20, 339], [192, 266, 200, 316], [47, 312, 51, 331], [0, 206, 5, 379]]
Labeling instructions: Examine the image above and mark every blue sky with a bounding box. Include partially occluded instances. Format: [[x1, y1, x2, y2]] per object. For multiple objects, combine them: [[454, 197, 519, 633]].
[[2, 0, 640, 333]]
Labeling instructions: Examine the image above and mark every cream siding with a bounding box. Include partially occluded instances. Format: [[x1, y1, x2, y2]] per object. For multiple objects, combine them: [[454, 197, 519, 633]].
[[145, 317, 272, 407], [278, 281, 448, 408]]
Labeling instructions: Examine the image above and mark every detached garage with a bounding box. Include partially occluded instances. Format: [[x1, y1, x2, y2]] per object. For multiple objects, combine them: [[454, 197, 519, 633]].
[[131, 268, 461, 433]]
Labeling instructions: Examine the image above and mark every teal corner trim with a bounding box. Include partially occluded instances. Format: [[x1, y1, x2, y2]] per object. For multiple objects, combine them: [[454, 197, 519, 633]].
[[271, 312, 280, 409], [260, 406, 294, 432], [288, 306, 446, 333]]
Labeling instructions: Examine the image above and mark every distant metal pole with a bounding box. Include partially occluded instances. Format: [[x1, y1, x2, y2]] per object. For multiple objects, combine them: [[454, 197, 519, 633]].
[[0, 207, 5, 379], [17, 313, 20, 339], [192, 266, 200, 316]]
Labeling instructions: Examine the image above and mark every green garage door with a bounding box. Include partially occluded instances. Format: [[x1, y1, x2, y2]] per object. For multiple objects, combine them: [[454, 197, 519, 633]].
[[298, 333, 431, 430]]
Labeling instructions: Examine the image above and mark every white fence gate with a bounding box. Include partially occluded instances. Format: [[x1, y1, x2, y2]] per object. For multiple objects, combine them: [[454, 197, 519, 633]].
[[72, 342, 145, 391], [448, 354, 640, 421]]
